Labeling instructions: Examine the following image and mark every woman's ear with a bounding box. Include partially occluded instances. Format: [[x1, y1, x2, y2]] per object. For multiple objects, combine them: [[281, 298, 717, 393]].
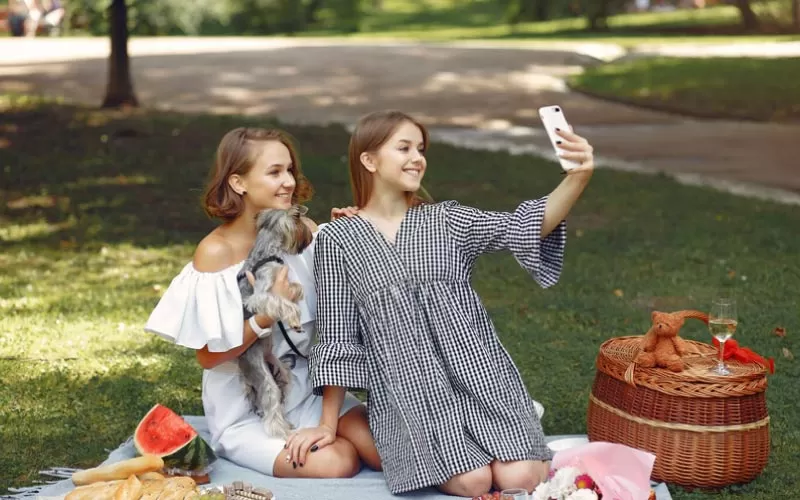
[[360, 152, 377, 173], [228, 174, 247, 196]]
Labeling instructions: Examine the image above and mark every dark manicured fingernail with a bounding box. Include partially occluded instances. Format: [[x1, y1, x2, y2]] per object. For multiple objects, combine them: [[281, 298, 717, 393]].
[[310, 445, 318, 452], [300, 462, 304, 467], [561, 170, 567, 175], [293, 462, 297, 469], [556, 141, 562, 144], [555, 128, 561, 131]]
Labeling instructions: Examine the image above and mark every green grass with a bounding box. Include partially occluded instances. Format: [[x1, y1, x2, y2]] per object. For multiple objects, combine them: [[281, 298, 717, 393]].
[[308, 1, 800, 46], [568, 56, 800, 122], [1, 96, 799, 498]]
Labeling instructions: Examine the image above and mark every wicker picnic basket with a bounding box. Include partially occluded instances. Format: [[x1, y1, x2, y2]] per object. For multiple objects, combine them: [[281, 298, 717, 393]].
[[587, 336, 770, 489]]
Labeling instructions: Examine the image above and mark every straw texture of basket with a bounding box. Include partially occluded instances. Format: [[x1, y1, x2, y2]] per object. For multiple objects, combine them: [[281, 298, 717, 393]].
[[587, 336, 770, 489]]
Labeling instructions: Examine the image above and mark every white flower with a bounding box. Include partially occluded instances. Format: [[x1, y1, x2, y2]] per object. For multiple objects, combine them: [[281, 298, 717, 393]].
[[532, 481, 553, 500], [552, 466, 581, 495], [566, 488, 598, 500]]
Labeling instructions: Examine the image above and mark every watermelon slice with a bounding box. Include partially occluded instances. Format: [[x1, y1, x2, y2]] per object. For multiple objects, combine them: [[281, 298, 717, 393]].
[[134, 404, 217, 474]]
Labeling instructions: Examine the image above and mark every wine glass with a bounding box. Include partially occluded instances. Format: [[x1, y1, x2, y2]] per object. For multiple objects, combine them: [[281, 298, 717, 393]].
[[709, 298, 737, 375], [501, 488, 528, 500]]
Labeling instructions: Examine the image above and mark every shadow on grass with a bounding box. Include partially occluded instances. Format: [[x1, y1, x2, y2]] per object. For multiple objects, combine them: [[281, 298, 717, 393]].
[[0, 102, 355, 251]]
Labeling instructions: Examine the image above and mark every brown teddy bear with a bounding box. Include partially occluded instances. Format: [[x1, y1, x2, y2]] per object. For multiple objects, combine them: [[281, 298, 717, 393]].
[[635, 310, 707, 372]]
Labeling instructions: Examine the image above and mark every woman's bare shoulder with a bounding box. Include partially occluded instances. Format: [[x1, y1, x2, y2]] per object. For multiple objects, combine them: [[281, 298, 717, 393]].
[[193, 231, 238, 272]]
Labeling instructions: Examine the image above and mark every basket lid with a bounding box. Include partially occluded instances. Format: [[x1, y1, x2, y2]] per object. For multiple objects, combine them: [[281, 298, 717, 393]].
[[596, 336, 769, 397]]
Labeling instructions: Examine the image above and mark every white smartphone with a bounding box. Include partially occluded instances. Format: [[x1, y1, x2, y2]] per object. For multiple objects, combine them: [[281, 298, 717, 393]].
[[538, 105, 580, 171]]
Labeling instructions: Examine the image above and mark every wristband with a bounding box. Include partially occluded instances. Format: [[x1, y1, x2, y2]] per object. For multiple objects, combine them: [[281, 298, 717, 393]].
[[249, 316, 271, 339]]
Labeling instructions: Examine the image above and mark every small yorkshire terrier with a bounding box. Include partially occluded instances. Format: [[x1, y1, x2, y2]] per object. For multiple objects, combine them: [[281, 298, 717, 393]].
[[237, 205, 313, 438]]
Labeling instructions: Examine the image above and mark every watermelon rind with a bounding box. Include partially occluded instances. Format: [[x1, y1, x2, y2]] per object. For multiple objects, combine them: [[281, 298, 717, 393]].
[[134, 404, 217, 472]]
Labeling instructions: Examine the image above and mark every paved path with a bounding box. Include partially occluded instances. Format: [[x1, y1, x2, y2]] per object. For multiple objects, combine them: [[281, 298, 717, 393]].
[[1, 37, 798, 204]]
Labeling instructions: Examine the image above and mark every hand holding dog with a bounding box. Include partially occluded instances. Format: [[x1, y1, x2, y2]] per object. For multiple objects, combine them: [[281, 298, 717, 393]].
[[246, 267, 300, 302]]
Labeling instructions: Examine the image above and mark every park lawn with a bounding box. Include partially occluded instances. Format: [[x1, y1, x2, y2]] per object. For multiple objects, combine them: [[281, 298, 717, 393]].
[[310, 1, 799, 46], [0, 96, 798, 498], [568, 56, 800, 122]]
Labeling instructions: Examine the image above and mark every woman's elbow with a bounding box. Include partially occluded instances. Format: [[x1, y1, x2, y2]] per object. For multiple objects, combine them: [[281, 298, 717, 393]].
[[195, 349, 217, 370]]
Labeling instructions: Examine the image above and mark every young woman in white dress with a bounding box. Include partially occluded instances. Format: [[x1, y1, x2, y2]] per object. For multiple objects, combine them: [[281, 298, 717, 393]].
[[144, 127, 381, 477]]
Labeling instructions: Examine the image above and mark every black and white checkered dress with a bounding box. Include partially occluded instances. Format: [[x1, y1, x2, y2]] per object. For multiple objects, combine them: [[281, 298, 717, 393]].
[[309, 198, 567, 494]]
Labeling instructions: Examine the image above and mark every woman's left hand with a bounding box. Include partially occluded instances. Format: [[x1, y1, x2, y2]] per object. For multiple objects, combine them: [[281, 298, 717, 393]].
[[284, 424, 337, 467], [331, 206, 359, 221], [556, 128, 594, 176]]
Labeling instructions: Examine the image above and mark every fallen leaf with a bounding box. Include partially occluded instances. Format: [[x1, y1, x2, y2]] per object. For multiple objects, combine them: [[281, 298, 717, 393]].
[[575, 229, 585, 237], [728, 270, 737, 279], [613, 289, 624, 297], [782, 348, 794, 360], [774, 327, 786, 338]]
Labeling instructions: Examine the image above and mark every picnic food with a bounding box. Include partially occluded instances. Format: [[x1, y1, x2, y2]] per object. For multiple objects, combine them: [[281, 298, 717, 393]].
[[634, 310, 708, 372], [134, 404, 217, 473], [72, 455, 165, 486], [66, 475, 199, 500], [113, 474, 142, 500]]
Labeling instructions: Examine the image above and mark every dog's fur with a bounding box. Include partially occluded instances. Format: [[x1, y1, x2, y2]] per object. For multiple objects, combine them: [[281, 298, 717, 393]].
[[236, 205, 314, 438]]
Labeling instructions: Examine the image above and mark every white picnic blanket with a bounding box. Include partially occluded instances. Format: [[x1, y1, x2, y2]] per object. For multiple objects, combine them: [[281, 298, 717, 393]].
[[7, 416, 672, 500]]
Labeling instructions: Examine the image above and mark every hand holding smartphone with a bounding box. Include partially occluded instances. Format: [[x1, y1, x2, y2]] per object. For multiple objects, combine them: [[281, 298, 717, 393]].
[[538, 105, 580, 172]]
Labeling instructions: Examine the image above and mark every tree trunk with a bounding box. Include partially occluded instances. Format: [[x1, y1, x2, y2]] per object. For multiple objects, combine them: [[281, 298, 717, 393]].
[[305, 0, 325, 24], [102, 0, 138, 109], [734, 0, 759, 31], [792, 0, 800, 32], [586, 0, 611, 31]]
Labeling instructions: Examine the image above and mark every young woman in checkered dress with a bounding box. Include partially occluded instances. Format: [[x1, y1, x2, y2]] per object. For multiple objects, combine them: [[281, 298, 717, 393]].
[[284, 111, 595, 497]]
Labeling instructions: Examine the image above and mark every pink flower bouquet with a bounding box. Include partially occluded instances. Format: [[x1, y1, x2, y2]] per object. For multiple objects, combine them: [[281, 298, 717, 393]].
[[532, 442, 656, 500]]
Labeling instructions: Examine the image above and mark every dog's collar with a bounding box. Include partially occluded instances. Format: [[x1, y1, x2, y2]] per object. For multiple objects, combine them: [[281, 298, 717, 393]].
[[251, 255, 285, 274]]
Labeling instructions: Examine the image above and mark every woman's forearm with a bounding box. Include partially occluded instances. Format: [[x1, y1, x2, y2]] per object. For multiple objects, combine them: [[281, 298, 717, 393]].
[[319, 386, 346, 432], [195, 314, 275, 369], [541, 173, 592, 238]]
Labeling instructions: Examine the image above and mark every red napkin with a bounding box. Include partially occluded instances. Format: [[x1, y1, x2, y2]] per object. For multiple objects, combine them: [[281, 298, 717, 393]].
[[712, 338, 775, 374]]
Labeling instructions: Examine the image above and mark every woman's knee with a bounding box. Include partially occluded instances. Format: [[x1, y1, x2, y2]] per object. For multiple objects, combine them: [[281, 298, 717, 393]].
[[439, 466, 493, 497], [273, 439, 360, 478], [317, 439, 362, 478], [491, 460, 550, 492]]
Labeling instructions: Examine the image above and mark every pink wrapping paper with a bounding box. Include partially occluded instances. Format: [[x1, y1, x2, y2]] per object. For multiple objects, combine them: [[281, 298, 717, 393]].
[[551, 442, 656, 500]]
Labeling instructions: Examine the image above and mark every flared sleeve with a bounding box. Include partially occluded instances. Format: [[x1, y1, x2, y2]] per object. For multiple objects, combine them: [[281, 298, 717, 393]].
[[443, 197, 567, 288], [144, 262, 245, 352], [309, 229, 368, 396]]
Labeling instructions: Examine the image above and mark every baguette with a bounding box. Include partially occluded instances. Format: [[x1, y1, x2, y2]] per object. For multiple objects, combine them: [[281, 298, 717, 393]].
[[72, 455, 165, 486], [155, 477, 197, 500], [65, 480, 122, 500], [114, 474, 143, 500], [138, 478, 170, 499], [138, 472, 165, 481]]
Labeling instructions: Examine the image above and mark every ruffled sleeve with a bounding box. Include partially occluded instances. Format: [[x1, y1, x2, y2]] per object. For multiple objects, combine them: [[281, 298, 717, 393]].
[[144, 262, 245, 352], [309, 228, 368, 396], [443, 197, 567, 288]]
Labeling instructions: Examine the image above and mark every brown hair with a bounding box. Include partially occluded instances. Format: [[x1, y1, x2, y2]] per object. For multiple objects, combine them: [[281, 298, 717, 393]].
[[203, 127, 314, 221], [348, 110, 432, 208]]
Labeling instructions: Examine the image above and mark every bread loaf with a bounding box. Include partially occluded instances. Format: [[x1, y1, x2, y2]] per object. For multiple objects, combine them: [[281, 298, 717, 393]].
[[138, 472, 165, 481], [64, 480, 122, 500], [72, 455, 165, 486], [114, 474, 143, 500]]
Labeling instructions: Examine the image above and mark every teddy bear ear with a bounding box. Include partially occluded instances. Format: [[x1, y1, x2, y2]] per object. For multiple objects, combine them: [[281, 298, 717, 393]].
[[651, 310, 658, 321]]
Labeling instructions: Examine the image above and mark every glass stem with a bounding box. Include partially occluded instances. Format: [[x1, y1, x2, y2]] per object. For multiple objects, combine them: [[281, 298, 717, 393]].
[[718, 339, 726, 369]]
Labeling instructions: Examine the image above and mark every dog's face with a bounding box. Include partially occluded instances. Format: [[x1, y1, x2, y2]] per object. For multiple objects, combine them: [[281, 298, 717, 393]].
[[255, 205, 313, 255]]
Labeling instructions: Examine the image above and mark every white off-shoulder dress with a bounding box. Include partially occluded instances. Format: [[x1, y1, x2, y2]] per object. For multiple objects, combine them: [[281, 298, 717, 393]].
[[144, 230, 363, 475]]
